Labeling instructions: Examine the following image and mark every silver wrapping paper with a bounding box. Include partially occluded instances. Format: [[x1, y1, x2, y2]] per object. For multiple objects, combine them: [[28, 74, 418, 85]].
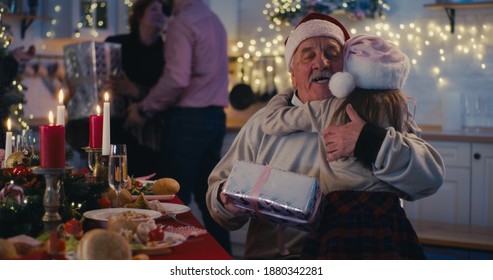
[[63, 41, 125, 120], [222, 160, 322, 231]]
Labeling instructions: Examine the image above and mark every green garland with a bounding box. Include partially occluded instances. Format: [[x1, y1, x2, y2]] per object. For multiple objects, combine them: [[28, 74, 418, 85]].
[[265, 0, 390, 26], [0, 164, 109, 238]]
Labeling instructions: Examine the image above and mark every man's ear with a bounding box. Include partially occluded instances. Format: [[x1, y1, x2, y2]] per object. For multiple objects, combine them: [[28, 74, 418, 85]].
[[290, 72, 296, 88]]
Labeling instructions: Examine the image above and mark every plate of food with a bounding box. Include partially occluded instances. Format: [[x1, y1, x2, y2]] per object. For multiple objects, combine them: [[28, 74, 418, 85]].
[[128, 178, 179, 201], [83, 208, 162, 223], [130, 219, 187, 255], [131, 231, 186, 255]]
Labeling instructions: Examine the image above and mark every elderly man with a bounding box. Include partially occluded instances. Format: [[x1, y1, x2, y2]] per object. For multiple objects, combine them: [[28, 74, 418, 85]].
[[206, 13, 444, 259]]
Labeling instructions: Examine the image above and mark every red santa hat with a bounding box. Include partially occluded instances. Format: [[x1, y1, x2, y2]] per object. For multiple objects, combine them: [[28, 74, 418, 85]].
[[284, 12, 351, 70], [329, 35, 411, 98]]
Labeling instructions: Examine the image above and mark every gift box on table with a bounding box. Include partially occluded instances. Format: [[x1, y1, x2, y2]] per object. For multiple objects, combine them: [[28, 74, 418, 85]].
[[63, 41, 125, 121], [222, 160, 322, 231]]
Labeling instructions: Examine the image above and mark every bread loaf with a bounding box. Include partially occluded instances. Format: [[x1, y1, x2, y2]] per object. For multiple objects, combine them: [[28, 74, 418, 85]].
[[153, 178, 180, 195], [107, 188, 132, 207], [0, 239, 18, 260], [77, 229, 131, 260]]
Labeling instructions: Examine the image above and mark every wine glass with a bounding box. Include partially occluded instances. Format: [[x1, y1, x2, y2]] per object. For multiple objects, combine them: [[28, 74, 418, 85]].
[[18, 130, 34, 166], [108, 144, 128, 208]]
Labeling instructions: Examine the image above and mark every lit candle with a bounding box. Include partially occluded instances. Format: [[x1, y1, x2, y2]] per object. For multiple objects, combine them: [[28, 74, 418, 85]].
[[102, 92, 111, 156], [56, 89, 65, 126], [4, 118, 12, 167], [89, 105, 103, 148], [39, 111, 65, 168]]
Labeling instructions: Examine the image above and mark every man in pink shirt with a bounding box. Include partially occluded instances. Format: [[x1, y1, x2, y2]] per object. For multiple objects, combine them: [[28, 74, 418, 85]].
[[126, 0, 231, 254]]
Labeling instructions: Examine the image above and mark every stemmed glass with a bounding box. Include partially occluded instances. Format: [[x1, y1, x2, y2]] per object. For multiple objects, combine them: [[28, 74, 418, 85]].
[[108, 144, 128, 208], [17, 130, 34, 166]]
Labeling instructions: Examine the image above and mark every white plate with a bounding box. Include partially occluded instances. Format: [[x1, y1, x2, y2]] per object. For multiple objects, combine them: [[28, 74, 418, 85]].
[[130, 180, 176, 201], [160, 203, 191, 215], [132, 232, 186, 255], [83, 208, 162, 222]]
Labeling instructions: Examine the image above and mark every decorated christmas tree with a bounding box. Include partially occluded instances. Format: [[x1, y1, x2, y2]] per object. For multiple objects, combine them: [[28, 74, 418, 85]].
[[0, 4, 111, 239], [0, 3, 27, 151]]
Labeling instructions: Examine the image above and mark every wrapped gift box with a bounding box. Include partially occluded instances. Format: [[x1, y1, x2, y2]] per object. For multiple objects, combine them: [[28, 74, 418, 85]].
[[222, 160, 322, 231], [63, 41, 125, 121]]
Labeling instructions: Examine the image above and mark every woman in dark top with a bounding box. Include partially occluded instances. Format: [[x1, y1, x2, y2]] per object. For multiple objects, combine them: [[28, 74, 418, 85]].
[[104, 0, 170, 177]]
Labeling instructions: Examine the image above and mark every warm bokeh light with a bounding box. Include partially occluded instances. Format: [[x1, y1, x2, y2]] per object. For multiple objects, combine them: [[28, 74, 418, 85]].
[[58, 89, 64, 105], [48, 111, 54, 125]]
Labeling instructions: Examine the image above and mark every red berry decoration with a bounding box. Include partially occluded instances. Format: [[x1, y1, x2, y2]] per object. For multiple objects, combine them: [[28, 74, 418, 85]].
[[65, 218, 83, 238], [12, 164, 28, 177]]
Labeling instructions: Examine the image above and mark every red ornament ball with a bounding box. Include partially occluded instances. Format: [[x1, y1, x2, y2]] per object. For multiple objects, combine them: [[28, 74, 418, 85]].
[[12, 164, 29, 177]]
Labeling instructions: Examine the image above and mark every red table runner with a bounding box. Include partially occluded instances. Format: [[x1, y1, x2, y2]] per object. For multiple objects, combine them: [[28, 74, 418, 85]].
[[151, 196, 232, 260]]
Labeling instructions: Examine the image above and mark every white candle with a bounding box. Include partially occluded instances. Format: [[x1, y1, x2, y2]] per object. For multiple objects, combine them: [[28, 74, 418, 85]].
[[4, 118, 12, 167], [56, 89, 65, 126], [102, 92, 111, 156]]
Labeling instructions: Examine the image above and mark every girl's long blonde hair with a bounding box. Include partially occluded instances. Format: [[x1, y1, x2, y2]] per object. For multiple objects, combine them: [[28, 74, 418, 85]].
[[330, 88, 413, 133]]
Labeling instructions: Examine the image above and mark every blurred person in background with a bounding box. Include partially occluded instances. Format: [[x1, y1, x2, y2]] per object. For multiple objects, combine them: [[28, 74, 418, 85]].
[[104, 0, 171, 177], [125, 0, 232, 254]]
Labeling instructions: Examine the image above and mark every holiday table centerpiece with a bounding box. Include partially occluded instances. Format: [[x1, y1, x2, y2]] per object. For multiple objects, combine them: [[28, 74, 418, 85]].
[[0, 156, 109, 238]]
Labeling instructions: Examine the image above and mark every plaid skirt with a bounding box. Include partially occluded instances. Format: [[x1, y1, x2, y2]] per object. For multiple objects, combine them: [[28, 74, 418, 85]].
[[301, 191, 426, 260]]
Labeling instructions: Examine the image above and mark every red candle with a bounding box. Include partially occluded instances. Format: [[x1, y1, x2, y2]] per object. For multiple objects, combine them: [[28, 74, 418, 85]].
[[39, 111, 65, 168], [89, 105, 103, 148]]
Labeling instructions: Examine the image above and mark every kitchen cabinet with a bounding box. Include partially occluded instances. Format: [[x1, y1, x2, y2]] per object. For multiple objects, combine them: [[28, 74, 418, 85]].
[[403, 140, 493, 227], [471, 143, 493, 226]]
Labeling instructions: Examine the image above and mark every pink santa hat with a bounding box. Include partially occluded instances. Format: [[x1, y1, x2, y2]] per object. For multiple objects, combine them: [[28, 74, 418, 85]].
[[284, 12, 351, 70], [329, 34, 411, 98]]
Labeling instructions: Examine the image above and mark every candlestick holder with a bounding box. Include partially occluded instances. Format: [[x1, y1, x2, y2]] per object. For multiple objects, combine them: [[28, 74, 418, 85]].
[[83, 147, 108, 183], [31, 166, 72, 232]]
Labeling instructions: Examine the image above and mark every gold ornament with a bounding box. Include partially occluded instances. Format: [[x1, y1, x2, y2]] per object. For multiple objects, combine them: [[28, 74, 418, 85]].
[[5, 151, 24, 168]]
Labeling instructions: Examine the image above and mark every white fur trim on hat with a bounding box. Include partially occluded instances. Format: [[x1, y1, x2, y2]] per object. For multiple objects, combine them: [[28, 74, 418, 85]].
[[284, 19, 346, 69], [329, 72, 355, 98]]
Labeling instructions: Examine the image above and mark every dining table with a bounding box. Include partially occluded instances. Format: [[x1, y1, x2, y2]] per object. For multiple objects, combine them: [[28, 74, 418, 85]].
[[19, 196, 233, 260], [149, 196, 232, 260]]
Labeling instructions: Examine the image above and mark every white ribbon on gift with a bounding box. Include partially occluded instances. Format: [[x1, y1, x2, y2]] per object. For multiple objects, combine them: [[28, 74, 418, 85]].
[[247, 165, 290, 256]]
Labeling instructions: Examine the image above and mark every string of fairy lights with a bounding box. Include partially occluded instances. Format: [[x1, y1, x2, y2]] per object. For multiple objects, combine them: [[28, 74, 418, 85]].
[[229, 1, 490, 93], [45, 0, 135, 39], [37, 1, 493, 103], [359, 21, 490, 88]]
